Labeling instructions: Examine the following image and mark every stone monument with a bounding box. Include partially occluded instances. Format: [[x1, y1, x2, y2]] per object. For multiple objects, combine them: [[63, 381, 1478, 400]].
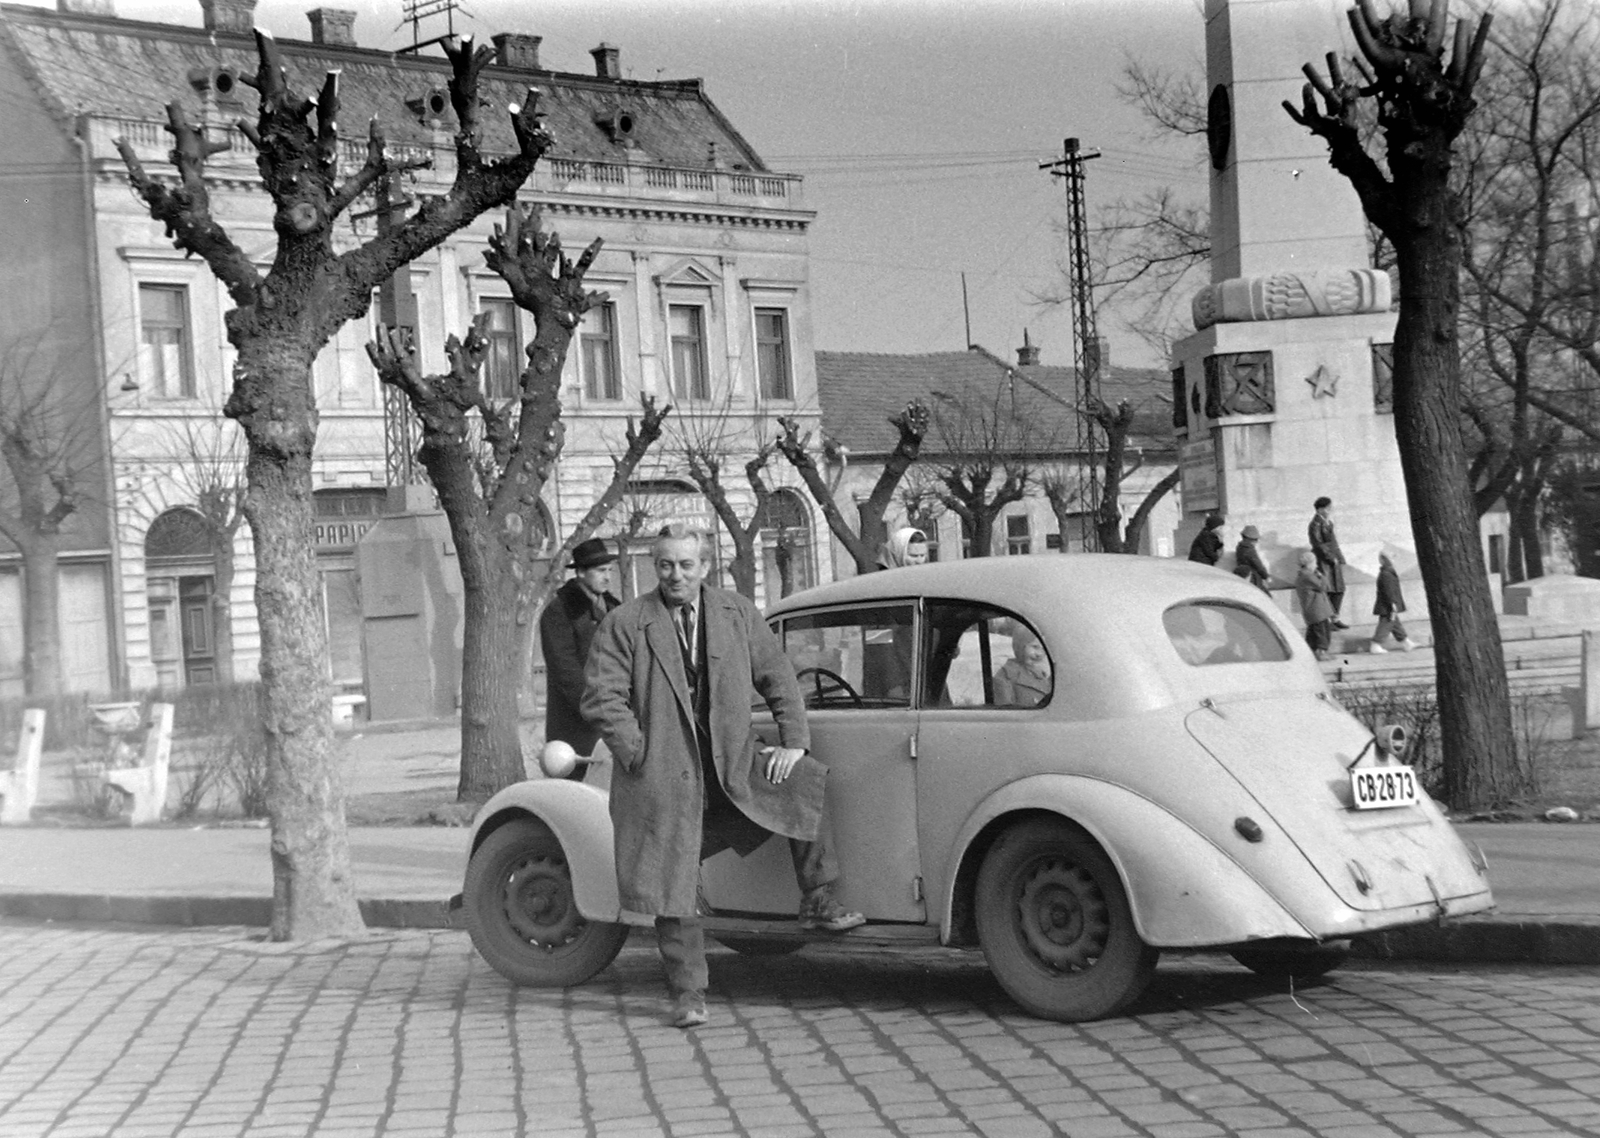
[[1170, 0, 1422, 626]]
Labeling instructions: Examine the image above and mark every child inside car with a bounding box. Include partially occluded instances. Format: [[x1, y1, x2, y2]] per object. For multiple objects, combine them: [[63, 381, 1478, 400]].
[[993, 626, 1052, 708]]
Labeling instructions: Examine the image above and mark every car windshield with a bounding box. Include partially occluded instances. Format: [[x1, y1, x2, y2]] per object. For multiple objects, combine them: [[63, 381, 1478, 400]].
[[1163, 601, 1290, 666]]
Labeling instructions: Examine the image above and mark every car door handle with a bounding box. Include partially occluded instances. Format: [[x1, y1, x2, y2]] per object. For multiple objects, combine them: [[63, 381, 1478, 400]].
[[908, 734, 918, 761]]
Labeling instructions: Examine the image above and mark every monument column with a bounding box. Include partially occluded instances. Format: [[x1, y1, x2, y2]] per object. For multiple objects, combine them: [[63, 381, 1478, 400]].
[[1171, 0, 1424, 628]]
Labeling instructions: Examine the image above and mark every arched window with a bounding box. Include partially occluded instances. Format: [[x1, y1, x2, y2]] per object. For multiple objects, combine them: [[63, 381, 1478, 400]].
[[144, 507, 216, 565], [757, 488, 814, 606]]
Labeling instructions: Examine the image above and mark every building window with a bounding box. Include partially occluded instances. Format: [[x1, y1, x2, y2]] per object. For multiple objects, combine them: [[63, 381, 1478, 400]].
[[139, 284, 195, 398], [1006, 514, 1032, 555], [480, 299, 521, 400], [669, 304, 709, 401], [755, 308, 793, 400], [581, 303, 621, 400]]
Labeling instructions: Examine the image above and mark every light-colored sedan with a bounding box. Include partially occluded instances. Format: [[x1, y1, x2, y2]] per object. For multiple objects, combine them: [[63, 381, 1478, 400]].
[[457, 555, 1494, 1021]]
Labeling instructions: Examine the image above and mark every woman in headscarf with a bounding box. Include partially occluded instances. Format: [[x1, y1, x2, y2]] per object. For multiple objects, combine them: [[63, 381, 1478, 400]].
[[877, 527, 929, 570]]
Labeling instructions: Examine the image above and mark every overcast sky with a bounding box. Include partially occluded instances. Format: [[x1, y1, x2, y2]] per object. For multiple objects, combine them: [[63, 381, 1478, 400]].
[[24, 0, 1211, 369]]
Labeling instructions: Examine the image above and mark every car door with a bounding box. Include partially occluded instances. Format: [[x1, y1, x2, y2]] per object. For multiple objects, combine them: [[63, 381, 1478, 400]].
[[913, 601, 1059, 914], [701, 601, 926, 922]]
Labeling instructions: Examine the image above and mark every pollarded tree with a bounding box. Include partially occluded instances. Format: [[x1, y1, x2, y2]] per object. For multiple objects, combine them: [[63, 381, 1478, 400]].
[[118, 31, 553, 938], [1039, 394, 1181, 555], [368, 206, 670, 800], [923, 382, 1043, 558], [677, 413, 778, 601], [1286, 0, 1522, 808], [0, 329, 98, 697], [774, 400, 929, 575]]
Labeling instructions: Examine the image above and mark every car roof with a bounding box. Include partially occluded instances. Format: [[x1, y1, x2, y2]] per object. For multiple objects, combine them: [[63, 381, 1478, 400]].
[[765, 554, 1326, 718]]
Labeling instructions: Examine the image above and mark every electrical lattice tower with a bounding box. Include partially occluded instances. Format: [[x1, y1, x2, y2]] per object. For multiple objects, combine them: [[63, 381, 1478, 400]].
[[1042, 137, 1102, 551]]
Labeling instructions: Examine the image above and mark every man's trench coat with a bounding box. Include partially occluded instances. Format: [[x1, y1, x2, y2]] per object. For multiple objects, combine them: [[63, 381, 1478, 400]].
[[580, 585, 825, 917]]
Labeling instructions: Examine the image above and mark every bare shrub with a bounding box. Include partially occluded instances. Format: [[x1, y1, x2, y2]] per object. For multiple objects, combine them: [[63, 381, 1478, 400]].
[[1334, 685, 1444, 797]]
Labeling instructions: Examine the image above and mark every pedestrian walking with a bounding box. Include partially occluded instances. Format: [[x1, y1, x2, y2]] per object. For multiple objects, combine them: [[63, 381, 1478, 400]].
[[538, 537, 621, 781], [1188, 513, 1226, 565], [581, 525, 865, 1030], [1308, 497, 1348, 627], [1370, 552, 1415, 652], [1294, 551, 1335, 660]]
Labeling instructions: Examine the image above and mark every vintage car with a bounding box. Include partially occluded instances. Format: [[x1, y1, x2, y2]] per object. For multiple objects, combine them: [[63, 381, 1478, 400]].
[[457, 554, 1495, 1021]]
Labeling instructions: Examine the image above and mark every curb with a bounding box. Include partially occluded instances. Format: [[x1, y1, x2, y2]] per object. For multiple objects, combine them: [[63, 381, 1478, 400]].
[[1351, 917, 1600, 966], [5, 894, 1600, 966], [0, 894, 456, 930]]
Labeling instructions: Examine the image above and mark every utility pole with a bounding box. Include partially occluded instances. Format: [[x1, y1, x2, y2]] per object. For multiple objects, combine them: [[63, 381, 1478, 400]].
[[1041, 137, 1102, 551]]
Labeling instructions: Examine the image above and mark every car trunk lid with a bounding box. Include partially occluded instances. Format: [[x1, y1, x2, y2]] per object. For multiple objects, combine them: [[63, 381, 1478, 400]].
[[1185, 692, 1488, 912]]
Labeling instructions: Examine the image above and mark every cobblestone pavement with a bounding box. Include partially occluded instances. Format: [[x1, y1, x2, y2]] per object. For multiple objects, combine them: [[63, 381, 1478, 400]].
[[2, 923, 1598, 1138]]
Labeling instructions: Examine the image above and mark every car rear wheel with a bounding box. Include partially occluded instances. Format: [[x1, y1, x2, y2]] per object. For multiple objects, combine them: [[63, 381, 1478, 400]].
[[1231, 939, 1350, 982], [463, 817, 628, 987], [975, 818, 1158, 1022]]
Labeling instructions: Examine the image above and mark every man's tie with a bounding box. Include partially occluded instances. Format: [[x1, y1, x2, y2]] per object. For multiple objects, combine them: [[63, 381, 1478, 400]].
[[678, 603, 695, 670]]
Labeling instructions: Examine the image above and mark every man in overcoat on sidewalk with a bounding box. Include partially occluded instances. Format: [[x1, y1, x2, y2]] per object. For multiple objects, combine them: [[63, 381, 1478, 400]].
[[539, 538, 621, 780], [581, 524, 864, 1029]]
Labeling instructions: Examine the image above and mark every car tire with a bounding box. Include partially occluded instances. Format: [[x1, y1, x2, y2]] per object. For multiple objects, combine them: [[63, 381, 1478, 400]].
[[463, 817, 628, 987], [975, 817, 1158, 1022], [1231, 940, 1350, 982]]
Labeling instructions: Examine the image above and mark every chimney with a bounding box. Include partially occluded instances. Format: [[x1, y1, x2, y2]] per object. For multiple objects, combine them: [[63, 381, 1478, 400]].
[[56, 0, 116, 15], [492, 33, 542, 70], [1016, 329, 1040, 368], [307, 8, 356, 46], [590, 42, 621, 79], [200, 0, 256, 34]]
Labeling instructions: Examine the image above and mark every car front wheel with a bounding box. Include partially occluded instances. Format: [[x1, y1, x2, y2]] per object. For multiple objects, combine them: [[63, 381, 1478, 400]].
[[463, 817, 628, 987], [975, 818, 1158, 1021]]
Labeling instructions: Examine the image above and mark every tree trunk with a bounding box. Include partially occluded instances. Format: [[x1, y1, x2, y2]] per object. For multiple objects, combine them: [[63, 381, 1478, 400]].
[[727, 533, 758, 599], [231, 347, 364, 940], [458, 560, 527, 799], [1511, 490, 1544, 581], [1391, 173, 1523, 810], [20, 538, 63, 697], [212, 533, 236, 684]]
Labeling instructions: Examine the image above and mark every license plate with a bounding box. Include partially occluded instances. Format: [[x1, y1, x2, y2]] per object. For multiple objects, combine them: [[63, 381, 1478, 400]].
[[1350, 764, 1420, 810]]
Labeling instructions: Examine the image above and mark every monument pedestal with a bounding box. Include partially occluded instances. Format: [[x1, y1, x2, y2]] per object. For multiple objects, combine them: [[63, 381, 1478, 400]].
[[1172, 309, 1429, 626]]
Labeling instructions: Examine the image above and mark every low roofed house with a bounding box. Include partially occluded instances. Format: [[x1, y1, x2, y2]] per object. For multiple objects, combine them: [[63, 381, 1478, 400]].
[[813, 340, 1178, 577], [0, 0, 822, 708]]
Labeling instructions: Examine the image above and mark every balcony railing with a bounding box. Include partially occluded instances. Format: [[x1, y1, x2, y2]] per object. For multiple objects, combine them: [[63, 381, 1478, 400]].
[[93, 117, 805, 209]]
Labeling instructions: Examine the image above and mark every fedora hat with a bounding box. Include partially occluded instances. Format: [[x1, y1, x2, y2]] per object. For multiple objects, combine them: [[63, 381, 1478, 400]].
[[571, 538, 617, 570]]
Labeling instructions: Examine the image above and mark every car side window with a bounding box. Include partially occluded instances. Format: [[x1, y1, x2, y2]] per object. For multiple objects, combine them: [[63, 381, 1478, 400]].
[[777, 603, 917, 710], [1163, 601, 1291, 665], [921, 601, 1052, 710]]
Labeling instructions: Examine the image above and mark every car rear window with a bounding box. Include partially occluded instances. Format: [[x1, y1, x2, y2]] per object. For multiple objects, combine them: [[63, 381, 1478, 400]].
[[1163, 602, 1290, 665]]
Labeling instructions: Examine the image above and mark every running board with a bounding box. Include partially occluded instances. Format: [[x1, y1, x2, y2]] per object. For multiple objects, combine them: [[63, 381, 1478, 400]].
[[701, 914, 943, 949]]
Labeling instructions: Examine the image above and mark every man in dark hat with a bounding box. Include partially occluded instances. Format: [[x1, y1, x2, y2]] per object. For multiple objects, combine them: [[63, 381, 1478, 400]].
[[539, 537, 622, 781], [1308, 497, 1348, 628], [1188, 513, 1226, 565]]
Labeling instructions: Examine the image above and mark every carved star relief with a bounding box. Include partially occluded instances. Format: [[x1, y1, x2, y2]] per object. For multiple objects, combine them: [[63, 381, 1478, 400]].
[[1306, 364, 1339, 398]]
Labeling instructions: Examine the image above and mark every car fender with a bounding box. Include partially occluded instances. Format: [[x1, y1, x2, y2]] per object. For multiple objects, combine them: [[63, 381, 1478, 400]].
[[466, 780, 649, 927], [941, 774, 1313, 948]]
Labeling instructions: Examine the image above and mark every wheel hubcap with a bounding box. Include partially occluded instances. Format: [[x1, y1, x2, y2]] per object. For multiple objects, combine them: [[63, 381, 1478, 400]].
[[502, 855, 583, 949], [1017, 857, 1110, 971]]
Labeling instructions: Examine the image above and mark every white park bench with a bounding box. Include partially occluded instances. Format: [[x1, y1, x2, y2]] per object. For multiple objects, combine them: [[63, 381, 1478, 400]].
[[104, 703, 174, 825], [0, 709, 45, 824]]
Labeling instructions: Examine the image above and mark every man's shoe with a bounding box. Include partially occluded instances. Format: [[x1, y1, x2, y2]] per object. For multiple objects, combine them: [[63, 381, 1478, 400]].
[[1369, 642, 1388, 653], [671, 991, 708, 1029], [799, 893, 866, 932], [1331, 620, 1350, 630]]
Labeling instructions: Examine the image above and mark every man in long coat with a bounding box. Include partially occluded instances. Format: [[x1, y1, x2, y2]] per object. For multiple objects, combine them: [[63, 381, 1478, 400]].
[[1309, 496, 1348, 627], [582, 525, 863, 1029], [539, 537, 621, 780]]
